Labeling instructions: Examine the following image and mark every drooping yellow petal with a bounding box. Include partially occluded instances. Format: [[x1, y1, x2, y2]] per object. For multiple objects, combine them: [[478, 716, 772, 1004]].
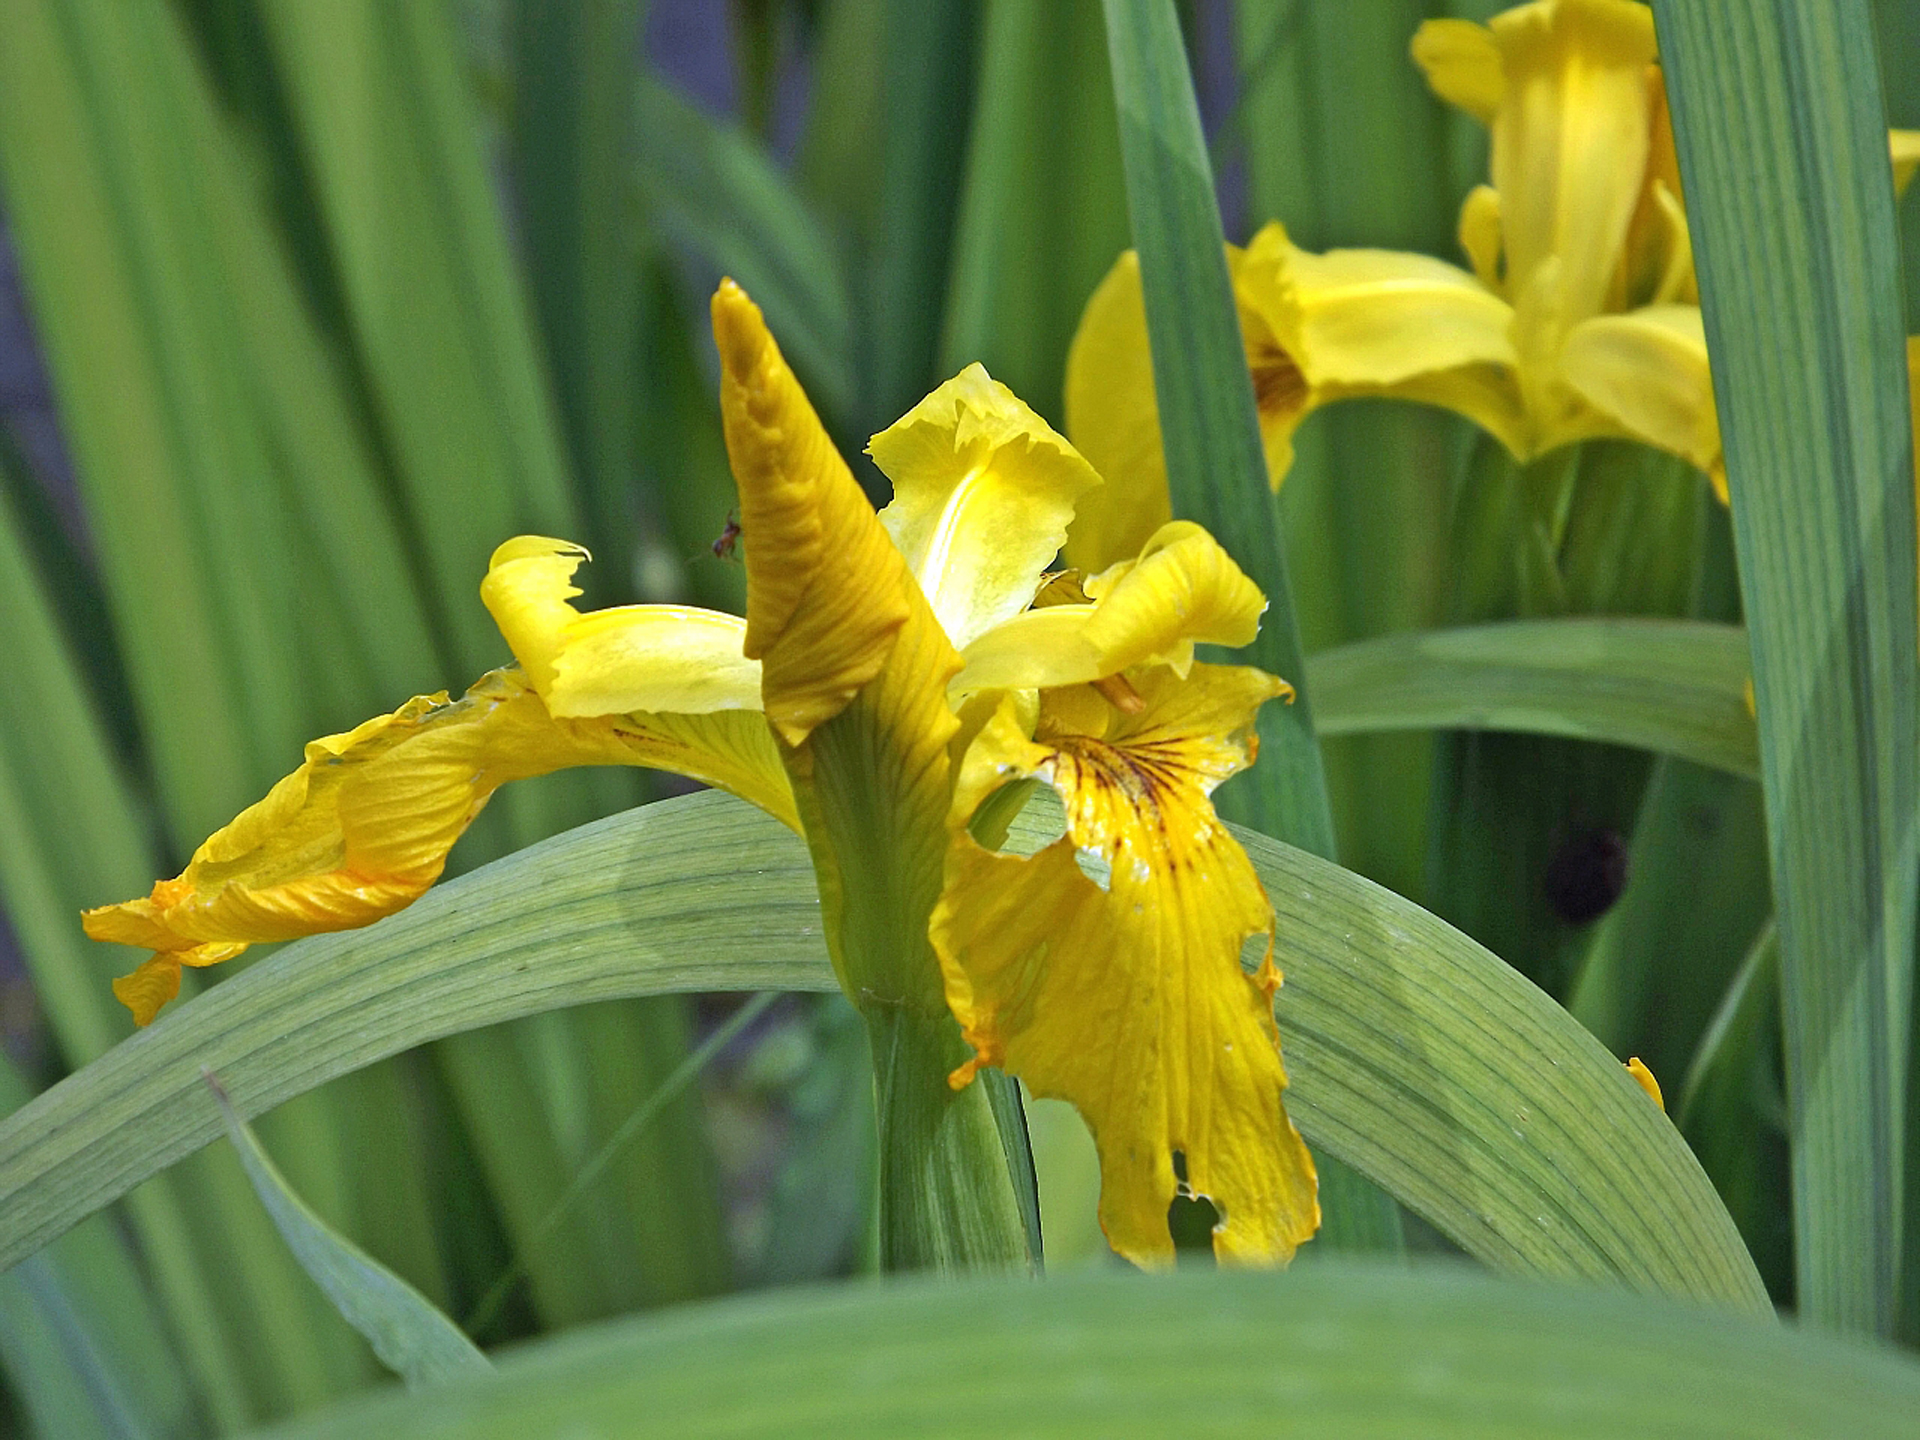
[[1484, 0, 1658, 332], [870, 364, 1102, 651], [1559, 302, 1722, 496], [714, 279, 911, 747], [481, 537, 763, 719], [1062, 251, 1174, 572], [713, 280, 963, 1013], [934, 663, 1317, 1267], [1411, 16, 1505, 123], [1236, 222, 1530, 465], [956, 521, 1267, 695], [84, 667, 796, 1023], [1064, 233, 1526, 572]]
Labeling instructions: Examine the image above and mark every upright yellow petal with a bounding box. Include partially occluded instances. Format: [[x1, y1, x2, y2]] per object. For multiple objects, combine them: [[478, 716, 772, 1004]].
[[713, 281, 962, 1012], [1063, 252, 1174, 572], [956, 521, 1267, 695], [481, 537, 763, 718], [1485, 0, 1658, 332], [1411, 17, 1505, 123], [870, 364, 1102, 651], [83, 667, 796, 1024], [1558, 302, 1722, 492], [714, 279, 911, 747], [934, 664, 1317, 1267]]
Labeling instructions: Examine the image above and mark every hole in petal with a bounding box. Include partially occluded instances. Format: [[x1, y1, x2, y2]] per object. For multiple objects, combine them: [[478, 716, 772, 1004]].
[[1167, 1150, 1220, 1262], [1073, 847, 1112, 891]]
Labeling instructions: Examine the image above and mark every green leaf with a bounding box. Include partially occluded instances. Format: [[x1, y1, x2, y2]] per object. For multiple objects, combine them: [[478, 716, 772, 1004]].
[[635, 76, 855, 421], [862, 0, 979, 433], [0, 790, 1766, 1310], [207, 1075, 491, 1392], [1673, 921, 1793, 1301], [940, 0, 1129, 426], [509, 0, 647, 572], [1100, 0, 1334, 854], [1306, 619, 1759, 779], [1653, 0, 1920, 1336], [247, 1264, 1920, 1440], [0, 1059, 196, 1440], [252, 0, 581, 678]]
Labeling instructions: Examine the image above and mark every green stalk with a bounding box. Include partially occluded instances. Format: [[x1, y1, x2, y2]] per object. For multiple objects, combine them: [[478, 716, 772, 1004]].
[[866, 1009, 1039, 1274]]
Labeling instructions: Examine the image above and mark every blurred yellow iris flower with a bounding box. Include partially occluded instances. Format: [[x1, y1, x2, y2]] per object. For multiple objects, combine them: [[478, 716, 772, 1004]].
[[1065, 0, 1920, 569], [84, 281, 1318, 1269]]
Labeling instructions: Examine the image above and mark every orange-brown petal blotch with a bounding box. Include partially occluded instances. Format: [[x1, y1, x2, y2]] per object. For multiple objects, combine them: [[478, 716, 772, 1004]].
[[934, 663, 1318, 1268]]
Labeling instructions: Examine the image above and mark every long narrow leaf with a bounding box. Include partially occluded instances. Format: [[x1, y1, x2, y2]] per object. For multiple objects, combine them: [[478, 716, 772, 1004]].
[[1306, 619, 1758, 779], [253, 1265, 1918, 1440], [1653, 0, 1920, 1336], [209, 1075, 491, 1392], [1100, 0, 1334, 853], [0, 791, 1767, 1310]]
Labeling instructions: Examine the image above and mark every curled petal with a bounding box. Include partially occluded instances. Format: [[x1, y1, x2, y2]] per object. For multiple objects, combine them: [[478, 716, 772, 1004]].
[[1411, 17, 1504, 123], [84, 668, 795, 1023], [482, 538, 762, 718], [871, 364, 1102, 651], [935, 664, 1317, 1267], [956, 522, 1266, 694], [714, 279, 912, 745], [1559, 303, 1722, 494]]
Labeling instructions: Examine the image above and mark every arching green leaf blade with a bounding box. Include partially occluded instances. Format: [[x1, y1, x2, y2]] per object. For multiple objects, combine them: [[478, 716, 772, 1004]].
[[1307, 619, 1758, 779], [0, 791, 1766, 1309], [208, 1077, 490, 1392], [250, 1264, 1916, 1440]]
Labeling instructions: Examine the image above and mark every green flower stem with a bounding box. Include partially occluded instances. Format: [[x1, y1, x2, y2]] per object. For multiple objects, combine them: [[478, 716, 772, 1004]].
[[864, 1004, 1039, 1274]]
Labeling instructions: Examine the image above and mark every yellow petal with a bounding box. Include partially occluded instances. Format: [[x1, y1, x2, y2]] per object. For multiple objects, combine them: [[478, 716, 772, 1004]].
[[713, 280, 963, 1011], [1062, 251, 1174, 573], [1558, 303, 1721, 488], [714, 279, 912, 747], [482, 537, 763, 718], [110, 955, 182, 1028], [1626, 1056, 1665, 1110], [934, 663, 1317, 1267], [956, 521, 1267, 694], [1909, 336, 1919, 549], [1459, 184, 1505, 290], [1237, 222, 1531, 461], [1894, 130, 1920, 197], [1486, 0, 1658, 331], [1411, 17, 1504, 123], [85, 667, 795, 1024], [870, 364, 1102, 651]]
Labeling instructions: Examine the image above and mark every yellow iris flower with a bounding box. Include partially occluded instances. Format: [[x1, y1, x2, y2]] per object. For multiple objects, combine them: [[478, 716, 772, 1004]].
[[84, 282, 1319, 1268], [1064, 0, 1920, 569]]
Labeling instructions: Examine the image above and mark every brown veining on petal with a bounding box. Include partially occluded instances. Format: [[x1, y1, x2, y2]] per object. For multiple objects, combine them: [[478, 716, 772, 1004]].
[[1248, 336, 1309, 422]]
